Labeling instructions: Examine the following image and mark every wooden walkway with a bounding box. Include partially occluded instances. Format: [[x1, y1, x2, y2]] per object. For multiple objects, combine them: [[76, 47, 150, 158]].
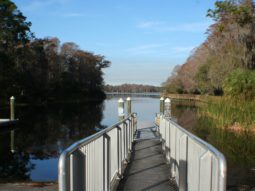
[[117, 123, 177, 191]]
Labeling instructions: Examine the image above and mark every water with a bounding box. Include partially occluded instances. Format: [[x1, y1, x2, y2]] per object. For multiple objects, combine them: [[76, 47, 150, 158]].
[[0, 97, 254, 190], [0, 96, 159, 182], [171, 100, 255, 191], [0, 101, 105, 182]]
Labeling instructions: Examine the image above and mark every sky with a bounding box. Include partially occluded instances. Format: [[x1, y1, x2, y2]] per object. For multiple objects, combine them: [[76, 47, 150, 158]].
[[13, 0, 217, 86]]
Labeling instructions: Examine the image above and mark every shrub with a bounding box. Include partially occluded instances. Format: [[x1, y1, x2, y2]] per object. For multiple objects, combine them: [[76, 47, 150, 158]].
[[223, 69, 255, 101]]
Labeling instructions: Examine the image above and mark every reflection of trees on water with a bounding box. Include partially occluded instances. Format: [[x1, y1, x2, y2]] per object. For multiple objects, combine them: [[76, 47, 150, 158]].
[[0, 151, 34, 182], [194, 117, 255, 166], [171, 101, 198, 132], [195, 117, 255, 190], [15, 101, 104, 158], [0, 133, 34, 182], [172, 101, 255, 190], [0, 100, 104, 181]]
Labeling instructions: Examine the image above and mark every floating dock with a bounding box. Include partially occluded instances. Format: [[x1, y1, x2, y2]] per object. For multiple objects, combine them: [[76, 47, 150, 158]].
[[117, 124, 177, 191]]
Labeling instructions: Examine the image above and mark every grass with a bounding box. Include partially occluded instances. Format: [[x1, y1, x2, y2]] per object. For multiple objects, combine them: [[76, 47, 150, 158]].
[[199, 96, 255, 132]]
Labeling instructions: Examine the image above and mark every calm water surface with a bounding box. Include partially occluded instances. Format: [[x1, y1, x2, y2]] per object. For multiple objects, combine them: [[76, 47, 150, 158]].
[[0, 97, 254, 190], [0, 96, 159, 182], [171, 101, 255, 191]]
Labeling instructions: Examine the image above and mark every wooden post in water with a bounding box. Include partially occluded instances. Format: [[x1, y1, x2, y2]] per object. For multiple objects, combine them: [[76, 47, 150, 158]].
[[164, 98, 171, 118], [127, 97, 131, 115], [160, 97, 164, 114], [118, 98, 125, 121], [10, 96, 15, 120]]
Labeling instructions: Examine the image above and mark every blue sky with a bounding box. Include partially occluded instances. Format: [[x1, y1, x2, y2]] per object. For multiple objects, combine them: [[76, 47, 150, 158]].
[[13, 0, 216, 86]]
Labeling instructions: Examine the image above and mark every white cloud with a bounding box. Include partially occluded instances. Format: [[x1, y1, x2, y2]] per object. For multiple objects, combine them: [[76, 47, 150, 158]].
[[161, 23, 210, 32], [126, 43, 168, 54], [125, 44, 196, 56], [23, 0, 70, 12], [62, 13, 84, 17], [137, 21, 211, 32], [137, 21, 166, 29]]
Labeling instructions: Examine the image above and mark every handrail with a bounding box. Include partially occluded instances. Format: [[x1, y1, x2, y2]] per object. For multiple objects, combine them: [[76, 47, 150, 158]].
[[58, 113, 137, 191], [157, 114, 227, 191]]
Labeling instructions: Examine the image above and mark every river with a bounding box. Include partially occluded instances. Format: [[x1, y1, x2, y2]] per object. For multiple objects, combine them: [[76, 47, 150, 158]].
[[0, 96, 254, 190]]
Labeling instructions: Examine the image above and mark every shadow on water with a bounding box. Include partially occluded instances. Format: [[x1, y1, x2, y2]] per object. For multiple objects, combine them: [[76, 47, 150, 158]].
[[0, 100, 105, 182], [171, 100, 255, 191]]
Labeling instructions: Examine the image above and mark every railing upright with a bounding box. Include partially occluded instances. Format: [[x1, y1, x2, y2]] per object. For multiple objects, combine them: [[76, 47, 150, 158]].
[[58, 113, 137, 191], [157, 114, 227, 191]]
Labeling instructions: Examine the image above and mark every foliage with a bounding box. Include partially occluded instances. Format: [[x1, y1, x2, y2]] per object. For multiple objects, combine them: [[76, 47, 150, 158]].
[[104, 84, 161, 93], [0, 0, 33, 50], [0, 0, 110, 103], [164, 0, 255, 97], [223, 69, 255, 100], [200, 97, 255, 130], [195, 64, 211, 94]]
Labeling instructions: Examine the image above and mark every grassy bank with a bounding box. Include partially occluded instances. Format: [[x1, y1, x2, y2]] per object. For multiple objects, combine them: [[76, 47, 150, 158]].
[[199, 97, 255, 133], [164, 93, 255, 132], [163, 93, 223, 102]]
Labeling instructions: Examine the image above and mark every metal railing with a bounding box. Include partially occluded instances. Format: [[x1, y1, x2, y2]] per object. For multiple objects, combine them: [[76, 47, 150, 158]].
[[58, 113, 137, 191], [158, 114, 227, 191]]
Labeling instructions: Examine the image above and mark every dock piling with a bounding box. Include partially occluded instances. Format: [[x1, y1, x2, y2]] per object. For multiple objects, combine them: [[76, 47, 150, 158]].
[[160, 97, 164, 114], [127, 97, 131, 115], [164, 98, 171, 118], [118, 98, 125, 121], [10, 96, 15, 120]]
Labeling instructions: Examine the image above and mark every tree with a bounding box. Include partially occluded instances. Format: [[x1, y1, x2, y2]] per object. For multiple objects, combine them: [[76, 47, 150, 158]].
[[104, 84, 161, 93], [0, 0, 33, 51], [223, 69, 255, 100], [0, 0, 33, 99], [0, 0, 110, 102], [164, 0, 255, 96]]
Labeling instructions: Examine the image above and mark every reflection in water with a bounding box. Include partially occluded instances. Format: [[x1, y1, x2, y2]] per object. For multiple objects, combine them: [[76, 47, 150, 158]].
[[0, 97, 254, 190], [0, 100, 104, 182], [195, 117, 255, 191], [171, 101, 199, 132], [171, 100, 255, 191], [10, 130, 15, 153], [0, 129, 34, 182]]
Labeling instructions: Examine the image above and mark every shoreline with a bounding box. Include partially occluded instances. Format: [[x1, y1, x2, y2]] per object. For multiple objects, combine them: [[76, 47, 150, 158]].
[[0, 182, 58, 191]]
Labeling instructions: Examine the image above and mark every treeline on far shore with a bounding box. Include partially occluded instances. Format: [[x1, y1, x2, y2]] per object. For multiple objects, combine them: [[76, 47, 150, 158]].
[[0, 0, 110, 104], [104, 84, 162, 93]]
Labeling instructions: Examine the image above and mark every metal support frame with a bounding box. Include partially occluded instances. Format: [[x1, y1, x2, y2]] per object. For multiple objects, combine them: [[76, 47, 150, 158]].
[[157, 114, 227, 191], [59, 113, 137, 191]]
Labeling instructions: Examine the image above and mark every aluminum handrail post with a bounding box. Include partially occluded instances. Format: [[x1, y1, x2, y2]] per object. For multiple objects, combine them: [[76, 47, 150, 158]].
[[157, 114, 227, 191], [116, 126, 122, 176], [58, 113, 138, 191], [59, 151, 70, 191]]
